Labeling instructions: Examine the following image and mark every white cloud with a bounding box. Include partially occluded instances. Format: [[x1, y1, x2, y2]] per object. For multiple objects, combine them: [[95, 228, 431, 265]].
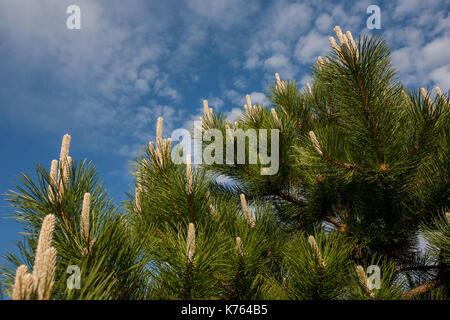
[[315, 14, 334, 33], [1, 0, 449, 161], [135, 79, 150, 93], [224, 89, 243, 106], [264, 54, 290, 70], [206, 96, 225, 111], [244, 55, 262, 69], [393, 0, 423, 18], [295, 31, 330, 63], [248, 92, 269, 106], [224, 108, 242, 122], [430, 64, 450, 89], [186, 0, 258, 29], [270, 2, 313, 39], [421, 37, 450, 70]]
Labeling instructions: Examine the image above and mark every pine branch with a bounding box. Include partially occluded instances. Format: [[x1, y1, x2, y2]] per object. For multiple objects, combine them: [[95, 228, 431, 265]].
[[309, 131, 361, 170], [356, 70, 384, 163], [402, 280, 439, 299], [277, 191, 305, 206], [401, 118, 434, 161], [326, 216, 347, 233]]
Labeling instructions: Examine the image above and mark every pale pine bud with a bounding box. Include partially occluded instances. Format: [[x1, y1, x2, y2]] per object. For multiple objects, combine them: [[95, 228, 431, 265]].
[[187, 223, 195, 263], [435, 87, 447, 104], [203, 100, 214, 126], [308, 235, 325, 267], [161, 139, 167, 159], [271, 108, 280, 128], [203, 99, 209, 116], [59, 134, 71, 166], [33, 214, 56, 293], [275, 73, 286, 93], [334, 26, 346, 45], [306, 83, 313, 97], [203, 100, 210, 121], [244, 104, 249, 115], [356, 265, 375, 299], [155, 147, 163, 168], [240, 194, 255, 228], [279, 105, 288, 116], [149, 141, 154, 153], [446, 212, 450, 222], [49, 160, 58, 186], [309, 131, 323, 156], [236, 237, 244, 258], [346, 31, 357, 51], [420, 87, 430, 101], [317, 56, 324, 71], [13, 265, 28, 300], [38, 246, 57, 300], [81, 193, 90, 243], [167, 138, 172, 162], [346, 31, 359, 60], [48, 160, 58, 203], [186, 154, 193, 194], [22, 273, 34, 300], [156, 117, 163, 146], [356, 265, 367, 284], [420, 88, 433, 115], [63, 156, 72, 186], [59, 134, 71, 192], [329, 36, 340, 52], [275, 73, 281, 84], [275, 73, 283, 91], [134, 187, 141, 213], [246, 94, 252, 110]]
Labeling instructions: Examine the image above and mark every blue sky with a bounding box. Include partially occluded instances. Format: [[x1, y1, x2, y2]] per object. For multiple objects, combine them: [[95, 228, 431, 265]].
[[0, 0, 449, 256]]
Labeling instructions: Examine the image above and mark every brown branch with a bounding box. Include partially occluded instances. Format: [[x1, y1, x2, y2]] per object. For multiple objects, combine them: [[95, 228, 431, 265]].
[[277, 191, 305, 206], [183, 262, 193, 299], [402, 119, 434, 161], [310, 94, 328, 116], [277, 191, 347, 232], [357, 71, 384, 163], [402, 280, 439, 299], [322, 153, 360, 170], [296, 118, 307, 135], [326, 216, 347, 233]]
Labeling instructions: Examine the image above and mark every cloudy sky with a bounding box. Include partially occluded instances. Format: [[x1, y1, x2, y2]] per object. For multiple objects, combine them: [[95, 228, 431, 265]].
[[0, 0, 449, 252]]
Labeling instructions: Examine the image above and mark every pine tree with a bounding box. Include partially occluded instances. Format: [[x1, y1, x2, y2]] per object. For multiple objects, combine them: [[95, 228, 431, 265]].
[[1, 26, 448, 300]]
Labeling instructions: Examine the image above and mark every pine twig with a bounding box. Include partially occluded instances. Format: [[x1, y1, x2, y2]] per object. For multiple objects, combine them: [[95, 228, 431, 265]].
[[402, 280, 439, 299]]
